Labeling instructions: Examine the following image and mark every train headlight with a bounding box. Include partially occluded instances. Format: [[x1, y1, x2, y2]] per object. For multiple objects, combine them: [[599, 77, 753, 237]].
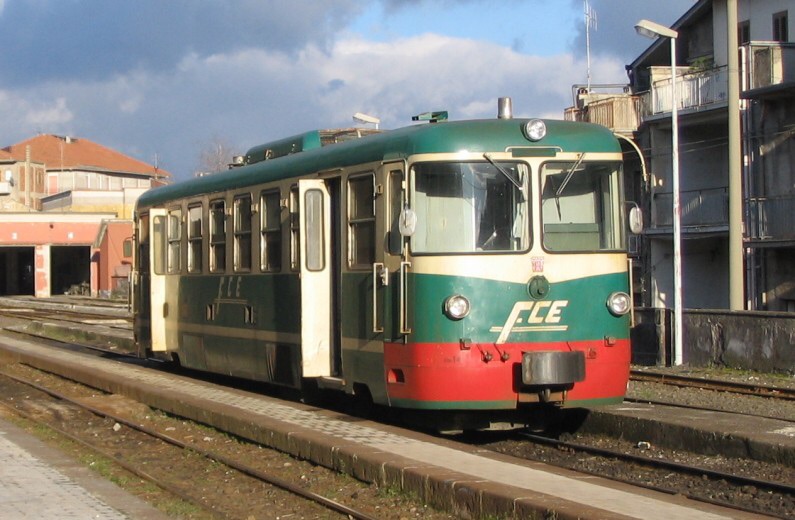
[[522, 119, 546, 141], [443, 295, 470, 320], [606, 292, 631, 316]]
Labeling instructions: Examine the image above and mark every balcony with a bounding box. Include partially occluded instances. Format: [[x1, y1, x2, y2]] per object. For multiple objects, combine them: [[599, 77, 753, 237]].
[[564, 95, 642, 134], [743, 42, 795, 91], [652, 187, 728, 230], [747, 195, 795, 242], [645, 66, 728, 115]]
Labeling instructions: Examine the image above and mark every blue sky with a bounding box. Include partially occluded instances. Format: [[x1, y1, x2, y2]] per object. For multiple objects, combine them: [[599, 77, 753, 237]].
[[0, 0, 695, 179]]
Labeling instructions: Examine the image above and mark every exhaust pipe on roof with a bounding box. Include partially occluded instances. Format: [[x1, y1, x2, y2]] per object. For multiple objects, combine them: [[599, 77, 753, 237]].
[[497, 97, 513, 119]]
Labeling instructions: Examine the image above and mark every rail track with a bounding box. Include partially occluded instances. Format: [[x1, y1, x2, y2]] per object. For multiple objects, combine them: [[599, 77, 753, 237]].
[[514, 431, 795, 518], [0, 367, 380, 520], [630, 369, 795, 401]]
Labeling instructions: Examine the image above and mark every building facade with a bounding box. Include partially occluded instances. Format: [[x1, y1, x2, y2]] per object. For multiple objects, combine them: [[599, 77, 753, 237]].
[[0, 134, 169, 297], [566, 0, 795, 312]]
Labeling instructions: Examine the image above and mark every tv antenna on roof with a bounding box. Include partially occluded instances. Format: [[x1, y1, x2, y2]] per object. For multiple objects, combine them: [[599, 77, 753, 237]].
[[584, 0, 598, 91]]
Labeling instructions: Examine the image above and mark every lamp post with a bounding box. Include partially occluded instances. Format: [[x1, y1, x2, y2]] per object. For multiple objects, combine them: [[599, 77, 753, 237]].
[[635, 19, 683, 366]]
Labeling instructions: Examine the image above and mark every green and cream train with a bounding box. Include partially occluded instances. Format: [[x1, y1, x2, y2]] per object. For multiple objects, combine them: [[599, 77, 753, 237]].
[[133, 102, 635, 427]]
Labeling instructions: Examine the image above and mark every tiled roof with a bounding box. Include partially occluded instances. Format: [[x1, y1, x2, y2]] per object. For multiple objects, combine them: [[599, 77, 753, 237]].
[[1, 134, 170, 179]]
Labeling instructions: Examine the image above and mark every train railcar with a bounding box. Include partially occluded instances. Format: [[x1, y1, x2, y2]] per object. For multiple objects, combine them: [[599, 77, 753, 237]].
[[132, 101, 635, 429]]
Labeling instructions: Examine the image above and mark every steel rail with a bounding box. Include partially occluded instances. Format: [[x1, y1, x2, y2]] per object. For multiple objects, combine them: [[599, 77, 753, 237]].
[[630, 370, 795, 400], [521, 431, 795, 496], [0, 369, 379, 520], [623, 396, 795, 423]]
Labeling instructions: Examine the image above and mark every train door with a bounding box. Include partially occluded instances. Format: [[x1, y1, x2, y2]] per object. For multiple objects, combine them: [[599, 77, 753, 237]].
[[298, 179, 333, 377], [374, 163, 408, 339], [149, 208, 168, 353]]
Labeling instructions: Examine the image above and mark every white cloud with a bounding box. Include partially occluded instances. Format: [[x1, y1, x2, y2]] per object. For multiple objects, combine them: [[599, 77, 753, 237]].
[[0, 31, 628, 178]]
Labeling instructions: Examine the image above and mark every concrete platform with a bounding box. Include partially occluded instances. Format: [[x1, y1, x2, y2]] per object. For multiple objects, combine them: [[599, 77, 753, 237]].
[[0, 334, 773, 519], [0, 415, 168, 519]]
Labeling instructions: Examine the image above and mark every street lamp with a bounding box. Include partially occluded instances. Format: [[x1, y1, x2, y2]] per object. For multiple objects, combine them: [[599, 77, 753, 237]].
[[635, 19, 683, 366]]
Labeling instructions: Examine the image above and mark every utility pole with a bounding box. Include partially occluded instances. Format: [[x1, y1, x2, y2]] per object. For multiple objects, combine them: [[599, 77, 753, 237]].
[[727, 0, 744, 310]]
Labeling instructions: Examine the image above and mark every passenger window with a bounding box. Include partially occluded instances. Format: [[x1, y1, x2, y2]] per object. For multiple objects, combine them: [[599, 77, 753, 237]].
[[167, 209, 181, 273], [187, 204, 203, 273], [260, 190, 282, 272], [234, 194, 252, 272], [152, 215, 165, 275], [210, 200, 226, 272], [348, 174, 375, 268], [289, 187, 300, 271], [388, 170, 404, 255]]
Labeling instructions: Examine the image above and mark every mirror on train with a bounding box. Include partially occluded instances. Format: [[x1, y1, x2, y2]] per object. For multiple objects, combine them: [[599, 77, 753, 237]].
[[628, 204, 643, 234], [399, 207, 417, 237]]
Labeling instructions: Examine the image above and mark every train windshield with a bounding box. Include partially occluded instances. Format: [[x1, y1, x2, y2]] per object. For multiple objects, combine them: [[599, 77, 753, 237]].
[[540, 160, 624, 252], [410, 161, 529, 253]]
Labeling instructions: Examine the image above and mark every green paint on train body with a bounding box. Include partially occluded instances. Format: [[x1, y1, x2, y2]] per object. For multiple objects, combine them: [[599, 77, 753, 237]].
[[136, 119, 620, 211], [409, 271, 630, 344]]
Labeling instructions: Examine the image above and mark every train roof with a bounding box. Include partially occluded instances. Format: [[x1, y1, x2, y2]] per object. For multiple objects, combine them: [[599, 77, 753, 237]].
[[136, 118, 620, 210]]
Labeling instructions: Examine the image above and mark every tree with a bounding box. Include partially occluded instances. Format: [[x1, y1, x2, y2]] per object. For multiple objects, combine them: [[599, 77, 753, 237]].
[[194, 136, 241, 177]]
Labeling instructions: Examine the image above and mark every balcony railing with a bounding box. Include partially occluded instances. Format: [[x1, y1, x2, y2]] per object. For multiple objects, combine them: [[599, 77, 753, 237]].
[[653, 187, 728, 229], [648, 66, 728, 115], [564, 96, 642, 134], [747, 195, 795, 241], [743, 42, 795, 90]]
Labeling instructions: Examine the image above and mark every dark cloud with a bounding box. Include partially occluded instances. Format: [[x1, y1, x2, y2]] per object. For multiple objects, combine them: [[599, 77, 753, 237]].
[[569, 0, 698, 63], [0, 0, 362, 87]]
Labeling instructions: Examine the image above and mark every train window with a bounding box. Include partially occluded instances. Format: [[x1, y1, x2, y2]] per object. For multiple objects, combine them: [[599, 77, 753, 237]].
[[260, 190, 282, 272], [304, 189, 325, 271], [411, 161, 529, 253], [234, 194, 252, 272], [388, 170, 404, 255], [152, 215, 166, 275], [210, 200, 226, 272], [187, 204, 203, 273], [289, 187, 300, 271], [541, 161, 624, 252], [348, 174, 375, 268], [138, 214, 150, 272], [167, 209, 182, 273]]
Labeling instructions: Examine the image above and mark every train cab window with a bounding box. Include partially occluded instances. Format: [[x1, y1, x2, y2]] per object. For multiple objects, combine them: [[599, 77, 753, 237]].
[[234, 194, 252, 272], [210, 200, 226, 272], [289, 186, 300, 271], [187, 204, 203, 273], [411, 161, 529, 253], [388, 170, 404, 255], [541, 161, 624, 252], [260, 190, 282, 272], [348, 174, 376, 268], [167, 209, 182, 273]]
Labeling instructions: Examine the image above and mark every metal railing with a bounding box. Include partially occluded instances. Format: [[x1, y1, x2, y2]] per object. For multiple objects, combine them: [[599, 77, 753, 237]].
[[747, 195, 795, 240], [653, 187, 728, 228], [649, 66, 728, 115]]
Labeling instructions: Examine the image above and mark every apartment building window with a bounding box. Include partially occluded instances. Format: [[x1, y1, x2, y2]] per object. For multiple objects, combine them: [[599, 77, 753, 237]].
[[738, 21, 750, 45], [210, 200, 226, 272], [773, 11, 788, 42]]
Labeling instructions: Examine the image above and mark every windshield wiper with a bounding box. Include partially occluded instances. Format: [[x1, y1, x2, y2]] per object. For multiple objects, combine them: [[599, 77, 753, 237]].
[[553, 153, 585, 219], [483, 153, 522, 190]]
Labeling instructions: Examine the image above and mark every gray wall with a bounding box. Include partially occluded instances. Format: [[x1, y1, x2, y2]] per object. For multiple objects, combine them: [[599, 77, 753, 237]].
[[632, 307, 795, 373]]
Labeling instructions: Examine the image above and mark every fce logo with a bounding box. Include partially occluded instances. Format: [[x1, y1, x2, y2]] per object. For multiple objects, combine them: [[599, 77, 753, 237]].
[[490, 300, 569, 344]]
